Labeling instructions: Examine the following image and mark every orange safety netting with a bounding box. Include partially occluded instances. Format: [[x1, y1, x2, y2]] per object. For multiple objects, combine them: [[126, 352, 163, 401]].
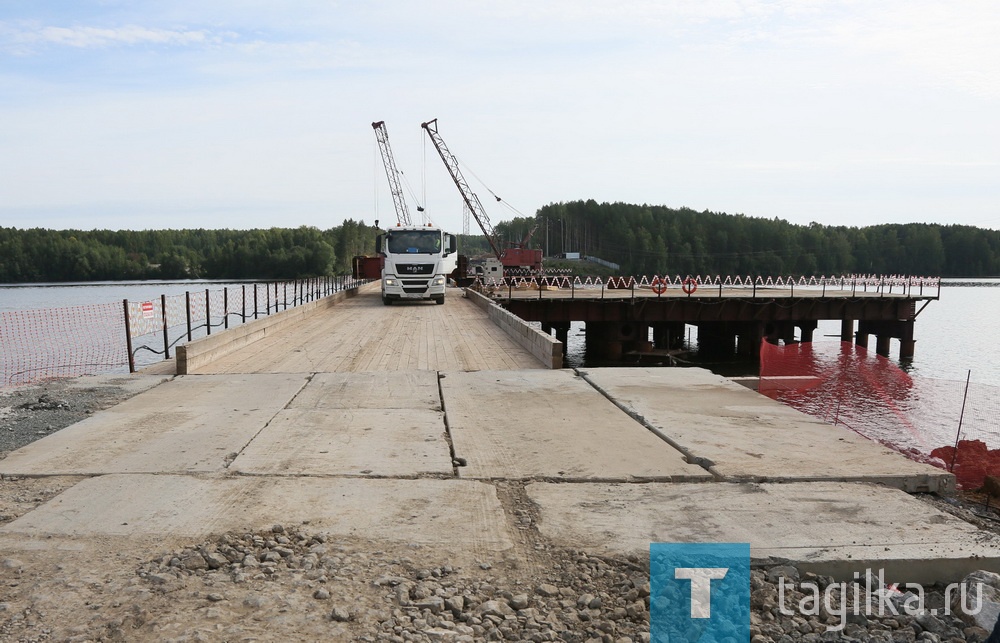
[[760, 340, 1000, 490], [0, 302, 127, 388]]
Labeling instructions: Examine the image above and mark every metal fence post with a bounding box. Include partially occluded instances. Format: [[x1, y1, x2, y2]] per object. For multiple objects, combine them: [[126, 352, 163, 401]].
[[224, 288, 229, 329], [185, 291, 193, 342], [123, 299, 136, 373], [161, 294, 170, 358], [205, 288, 212, 336]]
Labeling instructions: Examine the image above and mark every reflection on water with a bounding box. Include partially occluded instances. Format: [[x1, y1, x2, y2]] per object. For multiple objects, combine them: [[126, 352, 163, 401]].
[[760, 340, 1000, 456]]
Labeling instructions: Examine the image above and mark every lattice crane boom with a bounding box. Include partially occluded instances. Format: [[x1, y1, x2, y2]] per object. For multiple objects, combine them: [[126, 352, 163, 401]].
[[421, 118, 503, 261], [372, 121, 412, 227]]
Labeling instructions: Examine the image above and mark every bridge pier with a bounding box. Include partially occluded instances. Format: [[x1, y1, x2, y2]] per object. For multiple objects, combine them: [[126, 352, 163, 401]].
[[841, 319, 855, 342], [584, 321, 654, 360], [652, 322, 686, 350], [544, 322, 571, 354], [856, 319, 916, 360]]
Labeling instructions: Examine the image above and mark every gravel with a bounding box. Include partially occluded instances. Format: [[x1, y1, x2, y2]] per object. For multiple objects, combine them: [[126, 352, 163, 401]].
[[0, 375, 166, 456], [123, 527, 1000, 642], [2, 374, 1000, 640]]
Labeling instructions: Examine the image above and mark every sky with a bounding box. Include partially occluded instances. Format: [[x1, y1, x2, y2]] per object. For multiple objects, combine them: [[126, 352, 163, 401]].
[[1, 1, 998, 234]]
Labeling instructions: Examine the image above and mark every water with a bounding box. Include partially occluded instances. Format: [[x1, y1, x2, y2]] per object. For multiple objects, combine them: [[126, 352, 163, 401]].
[[0, 280, 250, 313]]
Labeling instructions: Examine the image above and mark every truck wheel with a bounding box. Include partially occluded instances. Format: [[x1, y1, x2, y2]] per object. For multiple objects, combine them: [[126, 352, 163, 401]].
[[434, 296, 445, 305], [382, 296, 392, 306]]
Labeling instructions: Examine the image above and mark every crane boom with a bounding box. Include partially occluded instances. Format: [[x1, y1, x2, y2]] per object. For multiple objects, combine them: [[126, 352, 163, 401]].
[[421, 118, 503, 261], [372, 121, 412, 227]]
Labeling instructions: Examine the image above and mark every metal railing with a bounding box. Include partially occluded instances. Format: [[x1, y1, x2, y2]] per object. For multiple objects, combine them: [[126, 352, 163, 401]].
[[123, 275, 371, 372], [474, 274, 942, 302]]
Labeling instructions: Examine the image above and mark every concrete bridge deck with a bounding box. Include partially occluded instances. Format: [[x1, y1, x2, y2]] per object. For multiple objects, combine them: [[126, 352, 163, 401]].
[[1, 283, 997, 603]]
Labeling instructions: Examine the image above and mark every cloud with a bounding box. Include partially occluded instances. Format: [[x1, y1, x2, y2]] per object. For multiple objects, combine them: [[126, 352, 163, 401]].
[[2, 21, 233, 52]]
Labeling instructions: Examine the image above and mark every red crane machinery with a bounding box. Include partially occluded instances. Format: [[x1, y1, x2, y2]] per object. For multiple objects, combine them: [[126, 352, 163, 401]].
[[421, 118, 542, 277]]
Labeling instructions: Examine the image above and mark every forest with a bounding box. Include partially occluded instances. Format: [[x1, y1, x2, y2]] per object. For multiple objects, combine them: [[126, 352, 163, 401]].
[[496, 201, 1000, 277], [1, 201, 998, 282]]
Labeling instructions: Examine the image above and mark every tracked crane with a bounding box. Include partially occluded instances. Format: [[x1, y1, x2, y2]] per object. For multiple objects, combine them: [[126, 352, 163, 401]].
[[372, 120, 413, 226], [421, 118, 542, 278]]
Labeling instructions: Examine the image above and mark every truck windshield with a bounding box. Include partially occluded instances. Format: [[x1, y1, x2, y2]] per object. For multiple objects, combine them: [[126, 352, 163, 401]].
[[387, 230, 441, 254]]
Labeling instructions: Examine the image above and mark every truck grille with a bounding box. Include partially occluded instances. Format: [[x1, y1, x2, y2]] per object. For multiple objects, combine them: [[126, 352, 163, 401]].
[[396, 263, 434, 275]]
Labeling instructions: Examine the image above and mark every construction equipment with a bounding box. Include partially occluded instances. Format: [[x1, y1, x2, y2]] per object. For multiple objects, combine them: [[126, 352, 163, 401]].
[[421, 119, 542, 278], [372, 121, 417, 226]]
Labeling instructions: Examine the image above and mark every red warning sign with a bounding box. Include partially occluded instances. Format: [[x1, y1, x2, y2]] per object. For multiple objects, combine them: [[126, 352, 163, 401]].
[[141, 301, 154, 319]]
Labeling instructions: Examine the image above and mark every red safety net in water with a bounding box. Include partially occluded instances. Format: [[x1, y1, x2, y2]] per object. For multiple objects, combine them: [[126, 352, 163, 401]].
[[760, 341, 1000, 490]]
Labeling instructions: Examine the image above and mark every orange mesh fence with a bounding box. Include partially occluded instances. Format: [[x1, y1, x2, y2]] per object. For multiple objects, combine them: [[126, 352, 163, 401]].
[[1, 302, 127, 388], [760, 340, 1000, 489]]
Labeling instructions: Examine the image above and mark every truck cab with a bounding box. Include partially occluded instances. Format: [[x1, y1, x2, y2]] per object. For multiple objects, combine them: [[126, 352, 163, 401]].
[[378, 225, 458, 305]]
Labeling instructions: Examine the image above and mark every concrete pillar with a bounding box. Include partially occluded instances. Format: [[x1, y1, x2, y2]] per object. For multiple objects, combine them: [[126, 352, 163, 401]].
[[553, 323, 570, 353], [876, 334, 891, 356], [736, 322, 764, 358], [899, 320, 915, 360], [841, 319, 854, 343], [855, 330, 869, 349], [697, 323, 737, 356], [653, 323, 685, 349], [798, 321, 818, 343]]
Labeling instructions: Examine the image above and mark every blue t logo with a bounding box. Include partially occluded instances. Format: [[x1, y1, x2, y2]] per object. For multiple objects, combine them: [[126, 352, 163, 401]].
[[650, 543, 750, 642]]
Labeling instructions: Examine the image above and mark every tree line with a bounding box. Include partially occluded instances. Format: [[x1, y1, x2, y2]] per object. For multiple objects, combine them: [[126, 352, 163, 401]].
[[2, 202, 998, 282], [493, 201, 1000, 277], [0, 220, 378, 282]]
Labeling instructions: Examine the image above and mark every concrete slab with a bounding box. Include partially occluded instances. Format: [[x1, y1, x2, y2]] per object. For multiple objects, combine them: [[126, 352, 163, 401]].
[[290, 371, 442, 410], [0, 374, 308, 475], [0, 474, 514, 556], [440, 370, 711, 481], [527, 481, 1000, 584], [580, 367, 954, 493], [231, 408, 452, 477]]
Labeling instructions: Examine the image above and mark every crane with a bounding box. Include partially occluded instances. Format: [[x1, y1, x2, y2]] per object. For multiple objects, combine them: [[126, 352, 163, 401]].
[[372, 120, 413, 227], [421, 118, 542, 275]]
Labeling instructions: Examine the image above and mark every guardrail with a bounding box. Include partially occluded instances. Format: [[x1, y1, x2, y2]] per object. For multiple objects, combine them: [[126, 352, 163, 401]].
[[124, 276, 371, 372], [475, 274, 942, 301]]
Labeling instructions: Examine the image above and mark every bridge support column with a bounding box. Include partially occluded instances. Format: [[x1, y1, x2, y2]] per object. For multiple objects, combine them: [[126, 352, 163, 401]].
[[899, 321, 916, 360], [798, 321, 818, 343], [552, 323, 570, 353], [697, 323, 737, 357], [841, 319, 855, 343], [736, 322, 764, 358], [653, 323, 686, 350], [855, 324, 870, 349], [876, 334, 892, 357]]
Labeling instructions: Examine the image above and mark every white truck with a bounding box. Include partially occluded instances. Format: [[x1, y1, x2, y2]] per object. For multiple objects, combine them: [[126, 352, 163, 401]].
[[378, 225, 458, 305]]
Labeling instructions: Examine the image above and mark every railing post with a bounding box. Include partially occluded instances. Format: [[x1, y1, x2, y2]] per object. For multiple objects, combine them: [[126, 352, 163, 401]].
[[223, 288, 229, 329], [253, 285, 259, 319], [242, 284, 247, 323], [161, 294, 170, 359], [205, 288, 211, 336], [123, 299, 136, 373], [185, 291, 192, 342]]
